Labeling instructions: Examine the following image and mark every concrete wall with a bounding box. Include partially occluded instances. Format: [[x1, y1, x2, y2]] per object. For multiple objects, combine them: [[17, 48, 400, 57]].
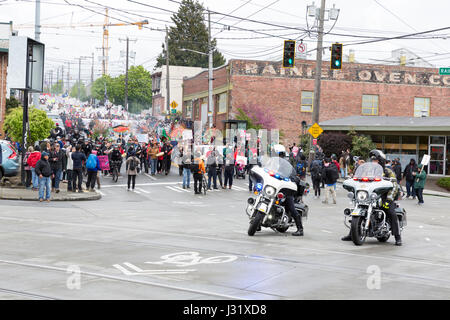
[[152, 65, 204, 116]]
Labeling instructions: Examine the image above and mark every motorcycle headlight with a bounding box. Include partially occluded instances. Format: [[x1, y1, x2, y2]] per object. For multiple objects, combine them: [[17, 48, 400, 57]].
[[264, 186, 276, 198], [356, 191, 368, 202]]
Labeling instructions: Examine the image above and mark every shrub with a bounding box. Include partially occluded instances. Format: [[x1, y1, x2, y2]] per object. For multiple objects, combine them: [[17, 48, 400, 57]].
[[437, 177, 450, 191]]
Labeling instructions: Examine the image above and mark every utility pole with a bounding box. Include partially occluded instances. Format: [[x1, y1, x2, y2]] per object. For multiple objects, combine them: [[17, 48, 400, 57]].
[[50, 69, 53, 94], [125, 37, 129, 111], [66, 62, 70, 94], [78, 57, 81, 101], [165, 26, 170, 114], [61, 65, 64, 95], [312, 0, 326, 127], [32, 0, 40, 108], [208, 9, 213, 128], [91, 52, 94, 104]]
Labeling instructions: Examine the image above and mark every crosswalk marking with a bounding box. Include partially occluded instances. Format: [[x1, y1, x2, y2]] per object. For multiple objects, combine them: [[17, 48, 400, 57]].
[[144, 173, 157, 181], [232, 185, 248, 191], [173, 186, 190, 193], [166, 186, 182, 193], [136, 188, 150, 194]]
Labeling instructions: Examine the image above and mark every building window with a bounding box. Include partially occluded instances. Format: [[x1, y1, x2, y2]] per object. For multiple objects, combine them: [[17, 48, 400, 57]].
[[362, 95, 378, 115], [218, 93, 227, 114], [153, 76, 161, 91], [185, 100, 192, 118], [301, 91, 313, 112], [414, 97, 430, 117]]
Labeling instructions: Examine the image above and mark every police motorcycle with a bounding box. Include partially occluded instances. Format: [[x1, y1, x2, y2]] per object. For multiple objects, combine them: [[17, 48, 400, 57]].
[[342, 162, 407, 246], [246, 147, 309, 236]]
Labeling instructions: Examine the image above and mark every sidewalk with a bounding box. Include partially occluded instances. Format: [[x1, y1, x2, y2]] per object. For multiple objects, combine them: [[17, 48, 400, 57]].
[[0, 187, 101, 201]]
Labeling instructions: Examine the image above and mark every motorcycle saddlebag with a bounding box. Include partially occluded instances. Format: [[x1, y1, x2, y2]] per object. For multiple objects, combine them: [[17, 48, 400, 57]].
[[295, 202, 309, 219], [395, 207, 407, 227]]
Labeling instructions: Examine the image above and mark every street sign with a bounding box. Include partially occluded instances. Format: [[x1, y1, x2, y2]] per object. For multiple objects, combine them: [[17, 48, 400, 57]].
[[308, 123, 323, 138], [171, 109, 177, 114], [170, 100, 178, 109], [439, 68, 450, 75]]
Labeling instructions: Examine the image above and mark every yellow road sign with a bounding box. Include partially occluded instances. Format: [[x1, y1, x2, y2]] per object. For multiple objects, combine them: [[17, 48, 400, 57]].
[[170, 101, 178, 109], [308, 123, 323, 138]]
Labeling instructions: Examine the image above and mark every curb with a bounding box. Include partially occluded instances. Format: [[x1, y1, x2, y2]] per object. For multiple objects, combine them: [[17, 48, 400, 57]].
[[0, 189, 102, 201]]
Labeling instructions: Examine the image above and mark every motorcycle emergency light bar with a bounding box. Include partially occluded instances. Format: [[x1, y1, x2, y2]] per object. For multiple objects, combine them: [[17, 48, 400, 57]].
[[353, 177, 382, 182]]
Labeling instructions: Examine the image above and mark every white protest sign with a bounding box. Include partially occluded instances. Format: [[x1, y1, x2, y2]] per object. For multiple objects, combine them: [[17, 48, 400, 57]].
[[182, 129, 193, 140], [421, 154, 431, 166], [136, 134, 148, 143]]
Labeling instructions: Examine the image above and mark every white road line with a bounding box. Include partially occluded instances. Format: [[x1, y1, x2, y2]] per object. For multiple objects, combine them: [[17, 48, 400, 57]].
[[233, 186, 247, 191], [98, 191, 106, 196], [173, 186, 189, 193], [166, 186, 182, 193], [321, 229, 332, 233], [144, 173, 157, 181], [136, 188, 150, 194], [102, 182, 180, 188], [133, 190, 142, 194]]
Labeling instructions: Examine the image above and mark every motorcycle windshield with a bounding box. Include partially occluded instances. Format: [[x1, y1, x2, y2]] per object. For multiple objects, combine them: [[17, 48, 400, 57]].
[[354, 162, 383, 178], [261, 157, 295, 178]]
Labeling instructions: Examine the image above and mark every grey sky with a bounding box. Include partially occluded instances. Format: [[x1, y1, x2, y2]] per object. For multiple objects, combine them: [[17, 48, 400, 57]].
[[1, 0, 449, 86]]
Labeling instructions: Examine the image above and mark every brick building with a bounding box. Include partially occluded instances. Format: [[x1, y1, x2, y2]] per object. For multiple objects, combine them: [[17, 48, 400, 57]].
[[0, 22, 13, 137], [182, 58, 450, 175]]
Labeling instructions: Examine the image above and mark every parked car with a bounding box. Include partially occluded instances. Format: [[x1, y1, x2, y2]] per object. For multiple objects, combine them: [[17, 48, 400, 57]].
[[0, 140, 20, 179]]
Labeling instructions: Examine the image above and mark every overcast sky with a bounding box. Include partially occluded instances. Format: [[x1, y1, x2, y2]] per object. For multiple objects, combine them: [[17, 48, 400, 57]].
[[1, 0, 449, 86]]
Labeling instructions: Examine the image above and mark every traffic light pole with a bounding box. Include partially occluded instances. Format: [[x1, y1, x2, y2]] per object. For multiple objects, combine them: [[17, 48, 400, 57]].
[[208, 9, 213, 128]]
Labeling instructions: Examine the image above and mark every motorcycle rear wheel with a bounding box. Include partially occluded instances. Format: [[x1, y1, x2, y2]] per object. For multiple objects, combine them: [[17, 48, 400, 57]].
[[248, 212, 264, 236], [351, 216, 366, 246]]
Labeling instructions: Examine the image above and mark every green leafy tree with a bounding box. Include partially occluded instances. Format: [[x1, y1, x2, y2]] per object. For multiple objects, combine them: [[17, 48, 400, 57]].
[[156, 0, 226, 68], [3, 107, 54, 145], [348, 130, 376, 160], [51, 80, 64, 95], [70, 81, 88, 102], [5, 97, 21, 114], [91, 66, 152, 114]]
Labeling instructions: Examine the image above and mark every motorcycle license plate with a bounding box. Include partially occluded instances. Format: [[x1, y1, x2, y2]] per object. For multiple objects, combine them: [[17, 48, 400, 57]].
[[257, 203, 268, 213]]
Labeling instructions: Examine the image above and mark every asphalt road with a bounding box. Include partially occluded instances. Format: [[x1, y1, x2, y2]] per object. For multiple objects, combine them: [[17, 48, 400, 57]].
[[0, 165, 449, 300]]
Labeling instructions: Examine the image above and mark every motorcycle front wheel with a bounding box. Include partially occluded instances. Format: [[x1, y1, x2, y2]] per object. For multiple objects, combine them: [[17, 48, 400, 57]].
[[351, 216, 366, 246], [248, 212, 264, 236]]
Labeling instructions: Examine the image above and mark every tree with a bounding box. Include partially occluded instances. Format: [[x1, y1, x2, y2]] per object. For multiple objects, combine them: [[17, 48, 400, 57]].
[[318, 132, 352, 157], [91, 66, 152, 114], [235, 104, 277, 130], [51, 80, 64, 95], [348, 130, 376, 160], [155, 0, 226, 68], [5, 97, 21, 114], [70, 81, 88, 102], [3, 107, 54, 145]]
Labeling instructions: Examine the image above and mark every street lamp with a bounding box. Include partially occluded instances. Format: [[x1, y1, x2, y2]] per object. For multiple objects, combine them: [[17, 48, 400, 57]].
[[179, 46, 214, 128]]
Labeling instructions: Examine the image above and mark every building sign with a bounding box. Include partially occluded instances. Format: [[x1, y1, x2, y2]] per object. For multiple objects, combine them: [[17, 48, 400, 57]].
[[233, 61, 450, 87]]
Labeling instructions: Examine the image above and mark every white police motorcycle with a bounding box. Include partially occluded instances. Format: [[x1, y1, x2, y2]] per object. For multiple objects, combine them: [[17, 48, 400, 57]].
[[246, 156, 309, 236], [343, 162, 407, 245]]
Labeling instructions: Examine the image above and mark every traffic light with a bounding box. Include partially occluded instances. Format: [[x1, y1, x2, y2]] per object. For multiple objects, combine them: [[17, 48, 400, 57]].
[[331, 43, 343, 70], [283, 40, 296, 68]]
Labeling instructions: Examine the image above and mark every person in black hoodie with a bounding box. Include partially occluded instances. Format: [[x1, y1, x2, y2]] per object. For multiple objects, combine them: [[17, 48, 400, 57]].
[[403, 158, 418, 199], [49, 142, 65, 193], [72, 145, 87, 193], [35, 152, 53, 202]]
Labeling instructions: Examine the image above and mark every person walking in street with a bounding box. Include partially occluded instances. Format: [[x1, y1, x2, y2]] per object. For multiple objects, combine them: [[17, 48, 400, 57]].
[[403, 158, 418, 199], [23, 146, 33, 189], [413, 164, 427, 205], [310, 157, 323, 199], [162, 140, 173, 175], [322, 157, 339, 204], [66, 145, 74, 192], [192, 152, 206, 194], [27, 145, 41, 190], [72, 145, 87, 193], [223, 152, 234, 189], [206, 148, 218, 190], [126, 151, 140, 191], [148, 142, 159, 175], [49, 142, 65, 194], [86, 150, 101, 191], [181, 148, 192, 189], [35, 152, 53, 202]]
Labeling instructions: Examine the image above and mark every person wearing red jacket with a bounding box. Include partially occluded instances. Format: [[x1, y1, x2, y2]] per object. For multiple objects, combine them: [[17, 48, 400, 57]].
[[27, 146, 42, 190]]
